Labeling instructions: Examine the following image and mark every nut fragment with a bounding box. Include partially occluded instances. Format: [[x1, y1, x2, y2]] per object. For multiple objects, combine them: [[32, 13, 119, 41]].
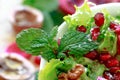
[[58, 64, 85, 80]]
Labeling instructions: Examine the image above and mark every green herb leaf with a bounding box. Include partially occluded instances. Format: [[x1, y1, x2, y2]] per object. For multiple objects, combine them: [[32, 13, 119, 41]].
[[16, 28, 47, 55], [58, 30, 98, 58], [16, 27, 58, 59]]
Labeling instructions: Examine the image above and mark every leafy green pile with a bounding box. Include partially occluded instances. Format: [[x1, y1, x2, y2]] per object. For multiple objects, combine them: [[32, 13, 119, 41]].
[[16, 0, 120, 80]]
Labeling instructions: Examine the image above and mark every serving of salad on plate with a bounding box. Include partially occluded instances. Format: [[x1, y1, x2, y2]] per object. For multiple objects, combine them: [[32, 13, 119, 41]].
[[16, 0, 120, 80]]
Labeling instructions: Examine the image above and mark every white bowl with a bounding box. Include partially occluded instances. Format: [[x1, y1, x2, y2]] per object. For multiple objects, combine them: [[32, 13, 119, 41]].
[[40, 3, 120, 71]]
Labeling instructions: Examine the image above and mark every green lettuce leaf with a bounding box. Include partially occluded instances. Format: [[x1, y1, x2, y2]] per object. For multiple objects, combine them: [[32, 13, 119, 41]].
[[39, 58, 76, 80], [98, 30, 117, 56], [87, 62, 105, 80], [64, 0, 92, 29], [38, 59, 61, 80], [77, 57, 105, 80]]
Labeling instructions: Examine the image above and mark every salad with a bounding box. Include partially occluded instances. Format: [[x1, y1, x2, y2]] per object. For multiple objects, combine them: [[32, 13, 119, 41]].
[[16, 0, 120, 80]]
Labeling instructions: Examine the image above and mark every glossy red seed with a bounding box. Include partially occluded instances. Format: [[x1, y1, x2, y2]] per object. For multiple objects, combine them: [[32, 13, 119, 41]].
[[105, 57, 119, 68], [91, 27, 100, 41], [117, 35, 120, 45], [117, 35, 120, 54], [34, 56, 41, 65], [115, 26, 120, 34], [99, 53, 111, 62], [110, 67, 120, 74], [113, 72, 120, 80], [94, 13, 105, 27], [109, 22, 118, 30], [103, 71, 114, 80], [84, 50, 98, 60], [58, 39, 61, 46], [76, 25, 87, 32]]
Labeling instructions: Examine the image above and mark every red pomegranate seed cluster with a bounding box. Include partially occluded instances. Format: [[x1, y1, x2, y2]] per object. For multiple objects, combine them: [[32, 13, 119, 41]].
[[75, 12, 120, 79], [84, 51, 120, 80]]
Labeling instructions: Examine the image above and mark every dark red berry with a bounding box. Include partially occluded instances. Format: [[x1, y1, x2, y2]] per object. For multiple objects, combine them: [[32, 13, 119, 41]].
[[91, 27, 100, 41], [115, 26, 120, 34], [103, 71, 114, 80], [34, 56, 41, 65], [99, 53, 111, 62], [105, 57, 119, 68], [113, 72, 120, 80], [117, 35, 120, 54], [109, 22, 118, 30], [58, 39, 61, 46], [84, 50, 98, 60], [76, 25, 87, 32], [94, 13, 105, 27], [117, 46, 120, 55], [110, 67, 120, 74]]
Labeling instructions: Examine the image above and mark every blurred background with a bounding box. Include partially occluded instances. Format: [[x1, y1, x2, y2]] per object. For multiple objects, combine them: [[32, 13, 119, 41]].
[[0, 0, 120, 80]]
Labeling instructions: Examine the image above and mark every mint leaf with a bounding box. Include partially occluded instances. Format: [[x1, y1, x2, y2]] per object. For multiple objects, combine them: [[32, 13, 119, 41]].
[[58, 30, 98, 58], [16, 28, 58, 59], [16, 28, 47, 55]]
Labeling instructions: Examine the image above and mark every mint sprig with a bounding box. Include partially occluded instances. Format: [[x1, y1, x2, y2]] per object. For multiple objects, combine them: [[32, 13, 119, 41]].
[[16, 28, 98, 61]]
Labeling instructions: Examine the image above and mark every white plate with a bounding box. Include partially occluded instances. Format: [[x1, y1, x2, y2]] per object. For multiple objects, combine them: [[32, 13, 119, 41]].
[[40, 3, 120, 70]]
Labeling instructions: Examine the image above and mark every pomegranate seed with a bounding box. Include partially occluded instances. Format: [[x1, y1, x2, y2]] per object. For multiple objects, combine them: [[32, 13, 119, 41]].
[[105, 57, 119, 68], [58, 39, 61, 46], [91, 27, 100, 41], [117, 35, 120, 45], [84, 50, 98, 60], [34, 56, 41, 65], [94, 13, 105, 27], [113, 72, 120, 80], [117, 46, 120, 55], [115, 26, 120, 34], [110, 67, 120, 74], [103, 71, 114, 80], [117, 35, 120, 54], [76, 25, 87, 32], [99, 53, 111, 63], [109, 22, 118, 30]]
